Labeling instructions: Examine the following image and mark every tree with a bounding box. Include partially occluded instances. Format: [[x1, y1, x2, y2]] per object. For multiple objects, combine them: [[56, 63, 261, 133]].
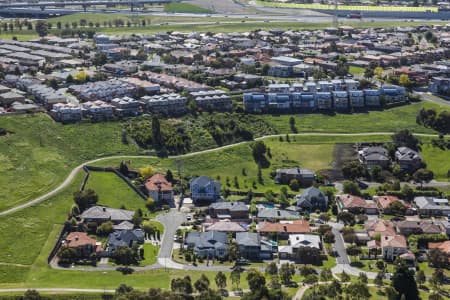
[[246, 269, 266, 292], [22, 289, 42, 300], [151, 116, 163, 147], [295, 246, 323, 264], [35, 20, 48, 37], [429, 293, 443, 300], [145, 197, 155, 211], [323, 230, 335, 243], [346, 245, 362, 260], [228, 241, 240, 262], [430, 268, 445, 292], [57, 247, 77, 265], [116, 284, 133, 295], [346, 281, 371, 299], [385, 286, 398, 300], [231, 268, 241, 289], [337, 211, 355, 225], [388, 201, 407, 216], [132, 209, 143, 226], [142, 220, 158, 236], [358, 272, 368, 284], [112, 246, 136, 265], [413, 168, 434, 189], [279, 263, 296, 285], [139, 166, 154, 179], [289, 179, 300, 191], [265, 261, 278, 276], [96, 221, 113, 236], [399, 74, 411, 88], [428, 248, 449, 268], [342, 181, 361, 196], [73, 189, 98, 211], [374, 66, 383, 78], [215, 271, 227, 290], [320, 268, 332, 282], [319, 213, 330, 223], [194, 274, 210, 292], [391, 262, 419, 300], [341, 271, 350, 282], [416, 269, 426, 285], [327, 280, 342, 299], [392, 129, 419, 150], [93, 51, 107, 66], [374, 271, 384, 287], [166, 169, 174, 183], [171, 276, 193, 295], [251, 141, 268, 166]]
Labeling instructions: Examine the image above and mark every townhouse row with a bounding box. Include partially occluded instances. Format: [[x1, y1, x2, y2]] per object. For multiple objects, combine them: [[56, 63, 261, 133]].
[[243, 85, 407, 113]]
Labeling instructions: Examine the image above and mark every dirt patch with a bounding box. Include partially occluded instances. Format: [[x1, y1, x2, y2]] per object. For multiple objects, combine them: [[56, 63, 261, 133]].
[[322, 143, 357, 181]]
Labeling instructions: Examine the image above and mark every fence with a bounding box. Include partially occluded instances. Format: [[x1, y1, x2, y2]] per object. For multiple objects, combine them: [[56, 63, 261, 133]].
[[47, 223, 70, 264]]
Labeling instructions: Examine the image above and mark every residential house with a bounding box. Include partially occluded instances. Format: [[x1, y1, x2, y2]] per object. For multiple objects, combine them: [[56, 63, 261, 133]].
[[0, 91, 25, 106], [374, 195, 414, 215], [81, 101, 114, 120], [291, 92, 316, 112], [349, 90, 365, 108], [267, 93, 291, 111], [111, 97, 141, 117], [236, 232, 272, 260], [190, 176, 221, 203], [295, 187, 328, 212], [62, 232, 101, 258], [428, 241, 450, 258], [414, 196, 450, 217], [395, 147, 422, 173], [208, 201, 249, 220], [336, 194, 378, 214], [395, 220, 442, 236], [257, 208, 300, 222], [144, 173, 174, 203], [185, 231, 229, 259], [365, 219, 396, 238], [429, 77, 450, 95], [205, 220, 247, 233], [80, 206, 134, 225], [358, 146, 390, 170], [258, 220, 311, 239], [143, 93, 187, 116], [381, 234, 408, 261], [275, 168, 315, 186], [50, 103, 82, 123], [333, 91, 349, 110], [243, 93, 267, 113], [380, 85, 406, 104], [191, 90, 232, 112], [316, 92, 333, 110], [278, 234, 321, 260], [107, 229, 145, 254]]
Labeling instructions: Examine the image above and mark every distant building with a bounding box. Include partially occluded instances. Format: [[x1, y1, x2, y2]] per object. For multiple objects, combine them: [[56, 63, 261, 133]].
[[185, 231, 228, 259], [295, 187, 328, 212], [275, 168, 315, 186], [144, 173, 173, 203], [395, 147, 422, 172], [358, 146, 390, 170], [208, 201, 249, 220]]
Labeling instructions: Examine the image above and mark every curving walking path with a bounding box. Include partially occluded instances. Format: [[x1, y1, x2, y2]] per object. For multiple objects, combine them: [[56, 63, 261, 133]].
[[1, 131, 446, 217]]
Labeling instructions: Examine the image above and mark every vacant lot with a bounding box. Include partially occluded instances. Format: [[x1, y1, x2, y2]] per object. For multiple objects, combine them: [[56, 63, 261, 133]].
[[420, 144, 450, 181], [163, 2, 212, 13]]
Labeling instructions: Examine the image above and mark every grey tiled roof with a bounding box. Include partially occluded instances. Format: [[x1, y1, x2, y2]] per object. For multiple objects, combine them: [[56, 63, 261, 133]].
[[80, 206, 134, 222]]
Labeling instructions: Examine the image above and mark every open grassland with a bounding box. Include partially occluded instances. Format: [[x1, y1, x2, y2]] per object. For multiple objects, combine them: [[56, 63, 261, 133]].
[[420, 144, 450, 181], [163, 2, 213, 13], [0, 114, 141, 211], [265, 102, 444, 133], [255, 0, 438, 12], [84, 171, 145, 211], [0, 101, 446, 211]]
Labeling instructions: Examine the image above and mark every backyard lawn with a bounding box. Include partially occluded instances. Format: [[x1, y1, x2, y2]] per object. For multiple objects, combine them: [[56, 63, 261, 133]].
[[139, 244, 159, 266]]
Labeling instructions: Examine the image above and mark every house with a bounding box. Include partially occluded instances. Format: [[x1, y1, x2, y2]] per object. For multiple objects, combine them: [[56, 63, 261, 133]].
[[258, 220, 311, 238], [0, 91, 25, 106], [365, 219, 396, 238], [295, 187, 328, 212], [278, 234, 321, 259], [336, 194, 378, 214], [113, 221, 134, 231], [429, 77, 450, 95], [316, 92, 333, 110], [111, 97, 141, 117], [428, 241, 450, 257], [349, 90, 365, 108], [236, 232, 272, 260], [62, 232, 101, 258], [50, 103, 82, 123], [291, 92, 316, 112], [358, 146, 390, 170], [381, 234, 408, 261], [144, 173, 173, 203], [275, 168, 315, 186], [191, 90, 232, 112], [414, 196, 450, 217], [185, 231, 228, 259], [395, 220, 442, 236], [257, 208, 300, 222], [189, 176, 221, 204], [205, 220, 247, 233], [267, 93, 291, 111], [395, 147, 422, 172], [208, 201, 249, 220], [363, 89, 381, 107], [374, 195, 414, 215], [142, 93, 187, 116], [80, 206, 134, 225], [380, 85, 406, 104], [333, 91, 349, 110], [107, 229, 145, 254]]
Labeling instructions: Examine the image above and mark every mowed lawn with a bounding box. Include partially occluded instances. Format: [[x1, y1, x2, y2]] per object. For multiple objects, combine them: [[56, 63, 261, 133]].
[[84, 171, 145, 211]]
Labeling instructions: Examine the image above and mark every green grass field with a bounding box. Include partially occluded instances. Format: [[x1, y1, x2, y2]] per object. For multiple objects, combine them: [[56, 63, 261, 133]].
[[84, 171, 145, 211], [163, 2, 213, 13], [420, 144, 450, 181], [349, 65, 365, 76], [256, 0, 438, 12]]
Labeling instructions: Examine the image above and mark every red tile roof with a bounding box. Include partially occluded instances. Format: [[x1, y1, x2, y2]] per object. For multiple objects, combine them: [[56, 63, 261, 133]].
[[144, 173, 173, 192], [429, 241, 450, 255], [65, 232, 97, 248], [338, 194, 377, 210], [258, 220, 310, 234]]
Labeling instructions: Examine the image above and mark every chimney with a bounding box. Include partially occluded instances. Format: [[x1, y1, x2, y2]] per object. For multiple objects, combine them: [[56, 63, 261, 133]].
[[103, 207, 106, 212], [284, 226, 287, 232], [277, 211, 281, 216]]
